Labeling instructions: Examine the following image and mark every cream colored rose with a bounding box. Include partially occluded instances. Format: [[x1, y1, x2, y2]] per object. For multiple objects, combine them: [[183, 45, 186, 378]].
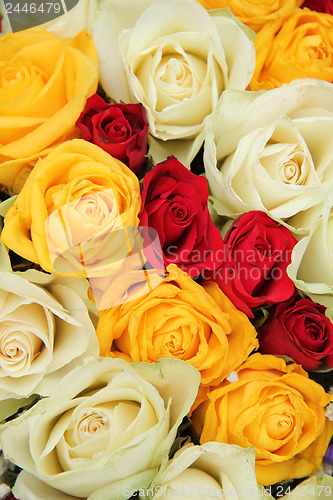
[[0, 357, 200, 500], [148, 442, 262, 500], [0, 243, 98, 419], [287, 194, 333, 312], [204, 79, 333, 230], [91, 0, 255, 164]]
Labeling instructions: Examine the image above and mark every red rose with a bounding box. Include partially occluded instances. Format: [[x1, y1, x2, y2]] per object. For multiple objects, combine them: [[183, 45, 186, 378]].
[[258, 297, 333, 370], [302, 0, 333, 14], [205, 211, 297, 317], [77, 94, 149, 175], [139, 156, 223, 277]]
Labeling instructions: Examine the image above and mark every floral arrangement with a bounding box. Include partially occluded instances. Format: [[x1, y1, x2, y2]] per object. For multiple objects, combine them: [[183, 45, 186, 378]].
[[0, 0, 332, 499]]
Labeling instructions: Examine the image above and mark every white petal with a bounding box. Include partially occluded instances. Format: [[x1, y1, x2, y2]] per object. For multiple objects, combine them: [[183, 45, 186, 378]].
[[0, 398, 49, 474], [148, 132, 204, 168], [152, 442, 261, 500], [0, 393, 37, 421], [88, 468, 158, 500], [13, 471, 81, 500], [212, 16, 255, 90], [0, 242, 12, 272], [133, 357, 200, 465], [45, 0, 92, 40], [124, 0, 222, 63], [209, 79, 333, 159], [41, 284, 98, 373], [92, 0, 154, 101]]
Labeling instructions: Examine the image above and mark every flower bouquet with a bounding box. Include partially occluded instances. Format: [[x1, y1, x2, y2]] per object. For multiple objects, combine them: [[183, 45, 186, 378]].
[[0, 0, 332, 499]]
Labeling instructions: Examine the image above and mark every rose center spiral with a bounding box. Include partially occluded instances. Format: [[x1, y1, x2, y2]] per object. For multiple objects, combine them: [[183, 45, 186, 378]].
[[75, 409, 109, 443]]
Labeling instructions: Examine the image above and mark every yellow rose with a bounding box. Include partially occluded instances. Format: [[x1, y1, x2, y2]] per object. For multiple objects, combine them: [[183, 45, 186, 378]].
[[192, 353, 333, 486], [1, 139, 141, 277], [250, 8, 333, 90], [196, 0, 302, 32], [96, 264, 258, 387], [0, 128, 80, 195], [0, 28, 98, 189]]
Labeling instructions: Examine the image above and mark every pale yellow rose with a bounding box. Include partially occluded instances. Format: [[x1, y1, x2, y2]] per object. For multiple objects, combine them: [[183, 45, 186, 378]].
[[0, 27, 98, 189], [287, 194, 333, 312], [91, 0, 255, 165], [192, 353, 333, 486], [204, 79, 333, 230], [1, 139, 141, 277], [0, 243, 98, 420], [97, 264, 258, 387], [0, 357, 200, 500]]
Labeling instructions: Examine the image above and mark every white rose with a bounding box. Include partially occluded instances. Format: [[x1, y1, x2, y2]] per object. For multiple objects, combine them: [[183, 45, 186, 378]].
[[0, 356, 200, 500], [287, 194, 333, 312], [204, 79, 333, 230], [148, 442, 262, 500], [0, 243, 98, 419], [91, 0, 255, 165]]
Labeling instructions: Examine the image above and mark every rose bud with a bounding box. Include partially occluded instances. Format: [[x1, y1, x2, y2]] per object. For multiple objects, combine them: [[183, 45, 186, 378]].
[[139, 156, 223, 277], [77, 94, 149, 175], [204, 211, 297, 317], [258, 296, 333, 370]]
